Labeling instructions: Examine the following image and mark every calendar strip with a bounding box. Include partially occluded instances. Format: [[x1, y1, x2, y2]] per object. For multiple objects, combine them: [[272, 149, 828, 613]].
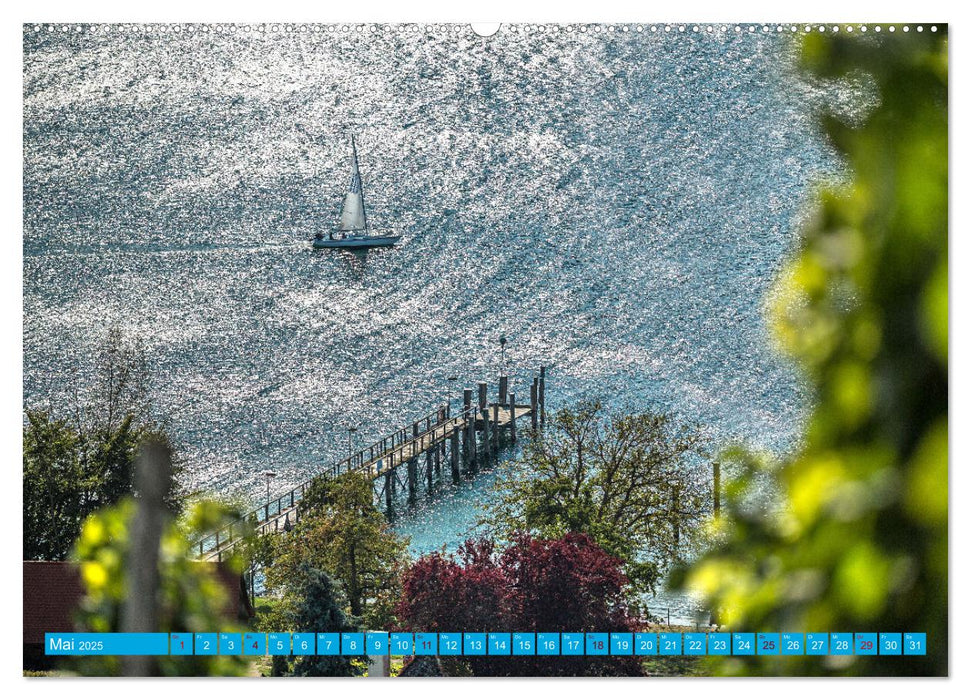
[[45, 632, 927, 657]]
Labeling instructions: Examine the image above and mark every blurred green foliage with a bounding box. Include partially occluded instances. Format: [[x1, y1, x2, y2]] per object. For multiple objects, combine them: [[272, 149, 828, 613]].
[[676, 29, 947, 676], [68, 499, 250, 676]]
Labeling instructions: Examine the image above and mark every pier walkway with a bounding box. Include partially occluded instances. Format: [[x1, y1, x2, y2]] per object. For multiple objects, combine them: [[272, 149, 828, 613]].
[[192, 367, 547, 562]]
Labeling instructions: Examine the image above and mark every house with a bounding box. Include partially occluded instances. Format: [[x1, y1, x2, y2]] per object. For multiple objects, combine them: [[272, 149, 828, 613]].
[[23, 560, 253, 670]]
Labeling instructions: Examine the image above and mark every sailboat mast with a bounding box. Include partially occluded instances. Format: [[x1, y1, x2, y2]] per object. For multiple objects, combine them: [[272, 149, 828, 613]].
[[351, 135, 370, 236]]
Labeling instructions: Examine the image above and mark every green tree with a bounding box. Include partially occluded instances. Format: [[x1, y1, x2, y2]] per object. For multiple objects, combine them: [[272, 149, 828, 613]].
[[265, 563, 362, 677], [265, 472, 409, 629], [483, 400, 711, 597], [23, 411, 83, 560], [677, 29, 947, 676], [23, 329, 183, 560]]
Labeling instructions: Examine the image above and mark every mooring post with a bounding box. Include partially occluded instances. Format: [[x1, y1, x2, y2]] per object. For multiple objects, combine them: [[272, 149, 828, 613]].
[[408, 423, 419, 504], [450, 426, 460, 483], [530, 378, 538, 430], [509, 392, 517, 443], [463, 388, 472, 415], [426, 448, 434, 491], [478, 382, 487, 410], [385, 470, 393, 510], [481, 408, 491, 459], [539, 365, 546, 426], [498, 375, 508, 406], [492, 403, 500, 449], [468, 409, 477, 468]]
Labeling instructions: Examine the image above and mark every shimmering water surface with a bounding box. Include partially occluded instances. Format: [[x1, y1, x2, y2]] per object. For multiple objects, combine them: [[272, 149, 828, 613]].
[[24, 24, 861, 621]]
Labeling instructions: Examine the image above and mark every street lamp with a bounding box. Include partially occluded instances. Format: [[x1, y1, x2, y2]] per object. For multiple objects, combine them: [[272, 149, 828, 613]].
[[262, 471, 277, 521], [347, 426, 358, 459]]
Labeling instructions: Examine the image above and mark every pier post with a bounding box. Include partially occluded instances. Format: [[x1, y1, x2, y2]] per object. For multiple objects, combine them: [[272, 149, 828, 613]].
[[478, 382, 488, 410], [509, 392, 517, 443], [450, 426, 460, 483], [492, 404, 500, 449], [530, 378, 538, 431], [498, 375, 508, 406], [467, 410, 477, 468], [426, 449, 434, 491], [539, 365, 546, 426], [408, 423, 419, 504], [384, 470, 393, 510], [481, 408, 491, 459], [463, 388, 472, 415]]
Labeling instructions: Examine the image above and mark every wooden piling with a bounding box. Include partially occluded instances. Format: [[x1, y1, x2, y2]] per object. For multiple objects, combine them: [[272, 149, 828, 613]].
[[478, 382, 488, 410], [408, 423, 419, 503], [539, 365, 546, 426], [481, 408, 491, 459], [463, 388, 473, 414], [509, 392, 517, 443], [499, 375, 508, 406], [385, 470, 393, 510], [530, 379, 538, 430], [450, 426, 460, 483], [492, 403, 500, 449]]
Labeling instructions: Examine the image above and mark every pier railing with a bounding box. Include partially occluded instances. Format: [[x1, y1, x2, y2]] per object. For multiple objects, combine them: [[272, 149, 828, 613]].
[[190, 367, 547, 560], [191, 404, 453, 558]]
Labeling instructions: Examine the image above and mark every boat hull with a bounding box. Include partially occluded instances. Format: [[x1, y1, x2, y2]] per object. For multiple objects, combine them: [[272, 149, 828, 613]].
[[312, 236, 401, 249]]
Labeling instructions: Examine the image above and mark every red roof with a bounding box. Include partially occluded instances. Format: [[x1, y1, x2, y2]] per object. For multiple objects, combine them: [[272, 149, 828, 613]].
[[23, 561, 84, 644], [23, 560, 252, 645]]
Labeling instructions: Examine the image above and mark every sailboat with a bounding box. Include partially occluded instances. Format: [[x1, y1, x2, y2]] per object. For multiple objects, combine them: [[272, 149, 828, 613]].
[[312, 135, 401, 249]]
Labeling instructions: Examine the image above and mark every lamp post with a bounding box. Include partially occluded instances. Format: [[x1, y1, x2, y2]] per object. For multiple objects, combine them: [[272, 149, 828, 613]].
[[262, 471, 277, 521], [347, 426, 358, 459]]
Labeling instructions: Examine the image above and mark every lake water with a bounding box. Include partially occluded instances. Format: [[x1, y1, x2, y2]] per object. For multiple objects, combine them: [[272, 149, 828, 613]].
[[23, 24, 859, 622]]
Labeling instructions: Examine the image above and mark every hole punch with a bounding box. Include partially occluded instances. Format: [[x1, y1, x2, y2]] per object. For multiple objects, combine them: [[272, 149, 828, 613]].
[[470, 23, 501, 37]]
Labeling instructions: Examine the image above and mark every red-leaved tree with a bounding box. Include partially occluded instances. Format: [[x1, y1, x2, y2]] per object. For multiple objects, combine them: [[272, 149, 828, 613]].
[[396, 533, 644, 676]]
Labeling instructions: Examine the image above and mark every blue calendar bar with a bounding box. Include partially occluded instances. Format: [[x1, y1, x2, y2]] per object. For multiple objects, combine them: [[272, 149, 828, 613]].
[[44, 633, 169, 656], [46, 630, 928, 657]]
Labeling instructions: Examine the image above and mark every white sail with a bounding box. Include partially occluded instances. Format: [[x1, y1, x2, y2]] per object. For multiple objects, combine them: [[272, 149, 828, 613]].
[[338, 138, 368, 232]]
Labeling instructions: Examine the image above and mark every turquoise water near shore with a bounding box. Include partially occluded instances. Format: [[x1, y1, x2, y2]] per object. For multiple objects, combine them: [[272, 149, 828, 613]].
[[23, 25, 862, 622]]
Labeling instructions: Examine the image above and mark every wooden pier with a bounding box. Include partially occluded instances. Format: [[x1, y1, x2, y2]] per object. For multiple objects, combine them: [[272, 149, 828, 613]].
[[192, 367, 547, 562]]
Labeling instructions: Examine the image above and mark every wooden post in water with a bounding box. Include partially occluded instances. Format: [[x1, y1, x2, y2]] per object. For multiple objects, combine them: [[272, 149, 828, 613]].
[[408, 423, 419, 504], [539, 365, 546, 426], [509, 392, 517, 443], [481, 408, 491, 459], [450, 426, 460, 483], [530, 378, 538, 431], [498, 375, 508, 406], [463, 388, 472, 415], [478, 382, 488, 410], [492, 403, 500, 449], [385, 469, 393, 510], [468, 409, 477, 468]]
